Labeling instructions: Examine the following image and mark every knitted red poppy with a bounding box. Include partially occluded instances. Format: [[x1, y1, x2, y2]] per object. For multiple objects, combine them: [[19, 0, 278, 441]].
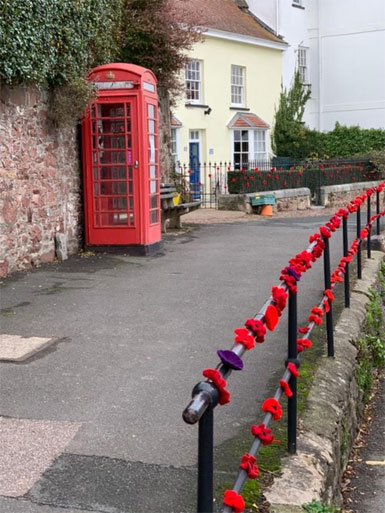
[[234, 328, 255, 350], [262, 398, 282, 421], [360, 228, 369, 239], [308, 313, 322, 325], [251, 423, 274, 445], [324, 289, 335, 302], [311, 306, 324, 317], [309, 232, 321, 243], [280, 273, 297, 294], [298, 326, 310, 334], [280, 379, 293, 397], [223, 490, 245, 513], [297, 338, 312, 351], [287, 362, 300, 377], [271, 286, 288, 314], [264, 305, 279, 331], [323, 298, 330, 313], [239, 454, 259, 479], [202, 368, 230, 405], [244, 319, 266, 343], [320, 226, 331, 239]]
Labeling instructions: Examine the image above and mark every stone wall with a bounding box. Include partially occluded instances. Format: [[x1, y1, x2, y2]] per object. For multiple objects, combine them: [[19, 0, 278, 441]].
[[0, 86, 81, 277], [218, 188, 311, 213], [320, 181, 385, 208]]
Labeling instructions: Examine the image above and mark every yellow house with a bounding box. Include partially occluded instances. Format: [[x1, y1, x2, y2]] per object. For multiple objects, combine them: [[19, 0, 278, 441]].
[[171, 0, 286, 194]]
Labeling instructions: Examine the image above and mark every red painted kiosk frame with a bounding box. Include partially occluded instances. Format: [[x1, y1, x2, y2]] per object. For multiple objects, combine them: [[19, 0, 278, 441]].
[[82, 63, 161, 254]]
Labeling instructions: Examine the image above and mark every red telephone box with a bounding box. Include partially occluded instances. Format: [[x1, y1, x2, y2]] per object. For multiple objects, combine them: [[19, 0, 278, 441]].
[[82, 63, 161, 254]]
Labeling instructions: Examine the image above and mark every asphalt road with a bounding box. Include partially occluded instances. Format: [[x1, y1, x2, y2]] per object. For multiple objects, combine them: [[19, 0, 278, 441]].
[[0, 215, 360, 513]]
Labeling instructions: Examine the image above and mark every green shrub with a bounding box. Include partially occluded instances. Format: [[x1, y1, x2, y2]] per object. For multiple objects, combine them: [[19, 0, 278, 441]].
[[0, 0, 123, 86], [302, 500, 339, 513]]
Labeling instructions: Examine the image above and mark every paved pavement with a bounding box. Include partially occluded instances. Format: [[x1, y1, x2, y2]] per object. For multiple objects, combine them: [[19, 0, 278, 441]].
[[0, 212, 363, 512]]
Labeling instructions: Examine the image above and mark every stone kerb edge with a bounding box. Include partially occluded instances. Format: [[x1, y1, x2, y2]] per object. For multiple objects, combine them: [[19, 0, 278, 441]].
[[265, 251, 385, 513]]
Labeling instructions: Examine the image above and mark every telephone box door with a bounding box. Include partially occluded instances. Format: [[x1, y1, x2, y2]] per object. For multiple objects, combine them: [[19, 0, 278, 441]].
[[84, 98, 140, 245]]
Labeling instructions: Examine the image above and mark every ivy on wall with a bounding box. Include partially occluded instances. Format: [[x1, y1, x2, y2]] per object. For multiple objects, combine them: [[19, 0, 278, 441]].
[[0, 0, 123, 86]]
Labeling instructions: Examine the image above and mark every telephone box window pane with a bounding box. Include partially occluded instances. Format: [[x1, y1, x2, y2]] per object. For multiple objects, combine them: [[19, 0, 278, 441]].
[[129, 213, 135, 226], [112, 197, 127, 209], [126, 104, 131, 116], [127, 134, 132, 148], [150, 181, 156, 194], [149, 135, 155, 163], [93, 152, 98, 163], [151, 211, 158, 224], [99, 136, 125, 149], [150, 165, 156, 178], [126, 119, 131, 132], [93, 167, 98, 180], [100, 167, 126, 180], [148, 119, 155, 133], [129, 197, 134, 209], [128, 166, 133, 179], [93, 183, 99, 195], [91, 105, 96, 118], [99, 151, 126, 164], [92, 121, 97, 133], [100, 120, 125, 133], [100, 182, 127, 195], [97, 104, 124, 117], [94, 199, 99, 211], [148, 104, 155, 118], [128, 182, 133, 194], [151, 196, 158, 209], [94, 214, 100, 226]]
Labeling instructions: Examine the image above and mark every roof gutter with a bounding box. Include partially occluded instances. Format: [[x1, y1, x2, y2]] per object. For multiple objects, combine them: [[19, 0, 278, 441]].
[[204, 28, 288, 50]]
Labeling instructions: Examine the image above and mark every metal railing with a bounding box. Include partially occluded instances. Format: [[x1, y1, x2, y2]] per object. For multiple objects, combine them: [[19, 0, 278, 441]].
[[182, 183, 385, 513]]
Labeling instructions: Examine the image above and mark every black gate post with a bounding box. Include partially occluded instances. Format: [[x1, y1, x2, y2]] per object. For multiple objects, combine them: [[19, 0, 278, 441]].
[[357, 207, 362, 279], [287, 290, 298, 454], [323, 237, 334, 357], [367, 195, 371, 259], [376, 189, 381, 235], [198, 408, 214, 513], [343, 216, 350, 308]]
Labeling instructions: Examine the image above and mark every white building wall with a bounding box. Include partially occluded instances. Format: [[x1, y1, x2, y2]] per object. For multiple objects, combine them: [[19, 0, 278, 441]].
[[248, 0, 308, 90], [306, 0, 385, 131]]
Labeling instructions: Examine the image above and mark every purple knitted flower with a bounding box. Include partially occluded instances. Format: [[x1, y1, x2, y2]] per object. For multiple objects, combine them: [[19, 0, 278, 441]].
[[217, 350, 243, 371]]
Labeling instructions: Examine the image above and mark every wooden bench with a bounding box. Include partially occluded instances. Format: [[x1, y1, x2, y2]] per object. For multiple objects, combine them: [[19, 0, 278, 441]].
[[160, 183, 201, 232]]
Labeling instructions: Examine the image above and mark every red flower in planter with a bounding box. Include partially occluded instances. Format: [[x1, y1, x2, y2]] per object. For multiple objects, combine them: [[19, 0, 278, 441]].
[[223, 490, 245, 513], [234, 328, 255, 350], [246, 182, 250, 188], [254, 167, 259, 172], [264, 305, 279, 331], [280, 379, 293, 397], [244, 319, 266, 343], [283, 181, 288, 188], [239, 454, 259, 479], [262, 398, 282, 421], [320, 164, 324, 169], [267, 173, 272, 179], [262, 180, 267, 186], [232, 178, 237, 183], [202, 368, 230, 405], [251, 423, 274, 445]]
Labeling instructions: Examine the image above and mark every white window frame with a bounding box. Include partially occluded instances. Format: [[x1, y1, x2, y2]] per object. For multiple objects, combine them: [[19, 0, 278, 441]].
[[185, 60, 202, 104], [231, 65, 245, 107], [171, 128, 180, 168], [231, 129, 268, 168], [298, 46, 308, 83]]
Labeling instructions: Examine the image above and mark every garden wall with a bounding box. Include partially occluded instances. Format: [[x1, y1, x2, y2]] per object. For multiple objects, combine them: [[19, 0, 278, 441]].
[[218, 188, 311, 213], [0, 85, 81, 277], [320, 180, 385, 208]]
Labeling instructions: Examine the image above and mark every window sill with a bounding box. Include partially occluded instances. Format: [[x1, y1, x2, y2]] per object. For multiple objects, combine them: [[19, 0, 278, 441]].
[[185, 103, 209, 108], [230, 106, 250, 111], [292, 3, 305, 9]]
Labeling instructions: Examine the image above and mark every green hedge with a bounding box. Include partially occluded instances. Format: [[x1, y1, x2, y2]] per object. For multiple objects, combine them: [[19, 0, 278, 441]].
[[228, 162, 381, 197], [0, 0, 122, 85]]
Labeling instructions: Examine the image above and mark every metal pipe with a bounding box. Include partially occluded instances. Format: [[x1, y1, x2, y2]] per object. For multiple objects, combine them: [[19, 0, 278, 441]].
[[367, 195, 371, 259], [287, 290, 298, 454], [198, 408, 214, 513], [323, 237, 334, 357], [343, 217, 350, 308], [357, 207, 362, 279]]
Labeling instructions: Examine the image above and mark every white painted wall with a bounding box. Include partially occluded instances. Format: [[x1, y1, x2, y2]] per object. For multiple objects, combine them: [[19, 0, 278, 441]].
[[248, 0, 308, 90], [306, 0, 385, 131]]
